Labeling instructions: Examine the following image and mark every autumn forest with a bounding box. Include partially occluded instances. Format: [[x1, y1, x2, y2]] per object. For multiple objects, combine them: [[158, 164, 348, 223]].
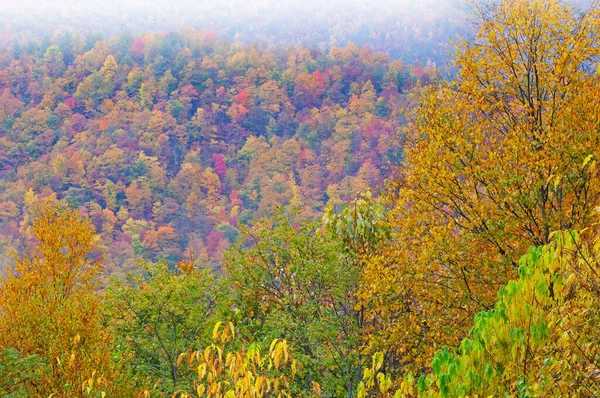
[[0, 0, 599, 396]]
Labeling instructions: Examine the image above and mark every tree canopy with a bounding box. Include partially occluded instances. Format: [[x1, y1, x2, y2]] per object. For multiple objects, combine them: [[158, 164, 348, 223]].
[[359, 0, 600, 374]]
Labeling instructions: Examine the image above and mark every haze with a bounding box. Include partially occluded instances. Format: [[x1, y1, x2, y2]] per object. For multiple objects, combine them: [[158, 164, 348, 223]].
[[0, 0, 471, 65]]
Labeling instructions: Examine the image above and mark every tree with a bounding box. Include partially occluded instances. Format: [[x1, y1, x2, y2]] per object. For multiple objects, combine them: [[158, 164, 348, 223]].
[[416, 228, 600, 397], [0, 348, 49, 397], [0, 202, 125, 396], [0, 89, 23, 125], [103, 259, 216, 394], [361, 0, 600, 375], [223, 211, 369, 396], [361, 226, 600, 397], [75, 72, 114, 109], [100, 54, 118, 82], [43, 45, 67, 78]]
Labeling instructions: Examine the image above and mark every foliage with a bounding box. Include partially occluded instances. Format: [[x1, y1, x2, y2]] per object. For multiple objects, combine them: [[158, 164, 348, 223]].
[[360, 0, 600, 375], [0, 349, 49, 397], [185, 321, 313, 398], [103, 259, 217, 394], [356, 227, 600, 397], [0, 202, 126, 396], [322, 191, 390, 256], [415, 228, 600, 397], [0, 0, 469, 67], [222, 211, 368, 396], [3, 1, 600, 397]]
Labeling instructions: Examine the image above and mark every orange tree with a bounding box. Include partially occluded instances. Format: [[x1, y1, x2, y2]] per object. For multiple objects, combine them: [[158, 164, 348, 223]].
[[359, 0, 600, 375], [0, 202, 128, 396]]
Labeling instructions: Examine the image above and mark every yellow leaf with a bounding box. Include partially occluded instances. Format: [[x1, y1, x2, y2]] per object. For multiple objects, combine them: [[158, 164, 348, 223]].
[[212, 321, 223, 341]]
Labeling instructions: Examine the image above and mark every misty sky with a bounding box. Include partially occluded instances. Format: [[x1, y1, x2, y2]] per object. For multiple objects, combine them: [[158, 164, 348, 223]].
[[0, 0, 474, 65], [0, 0, 594, 63], [0, 0, 470, 31]]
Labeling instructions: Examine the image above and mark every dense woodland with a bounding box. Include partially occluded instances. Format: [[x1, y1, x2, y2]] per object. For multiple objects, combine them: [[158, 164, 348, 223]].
[[0, 0, 600, 397], [0, 31, 427, 274]]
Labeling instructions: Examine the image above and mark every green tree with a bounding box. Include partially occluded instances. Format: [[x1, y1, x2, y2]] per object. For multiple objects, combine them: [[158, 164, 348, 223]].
[[75, 72, 115, 109], [103, 259, 217, 394], [43, 45, 66, 78], [0, 349, 49, 397], [222, 210, 371, 397]]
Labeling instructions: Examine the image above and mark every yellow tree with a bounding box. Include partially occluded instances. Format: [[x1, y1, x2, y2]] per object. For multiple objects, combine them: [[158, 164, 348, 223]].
[[0, 202, 124, 396], [415, 228, 600, 397], [358, 227, 600, 397], [360, 0, 600, 374]]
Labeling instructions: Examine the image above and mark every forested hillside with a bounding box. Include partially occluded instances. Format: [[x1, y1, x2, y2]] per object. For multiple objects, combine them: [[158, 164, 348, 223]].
[[0, 32, 425, 274], [0, 0, 599, 397]]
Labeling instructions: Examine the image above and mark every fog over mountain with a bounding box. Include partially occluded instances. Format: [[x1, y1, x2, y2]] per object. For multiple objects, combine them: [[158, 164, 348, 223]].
[[0, 0, 472, 65]]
